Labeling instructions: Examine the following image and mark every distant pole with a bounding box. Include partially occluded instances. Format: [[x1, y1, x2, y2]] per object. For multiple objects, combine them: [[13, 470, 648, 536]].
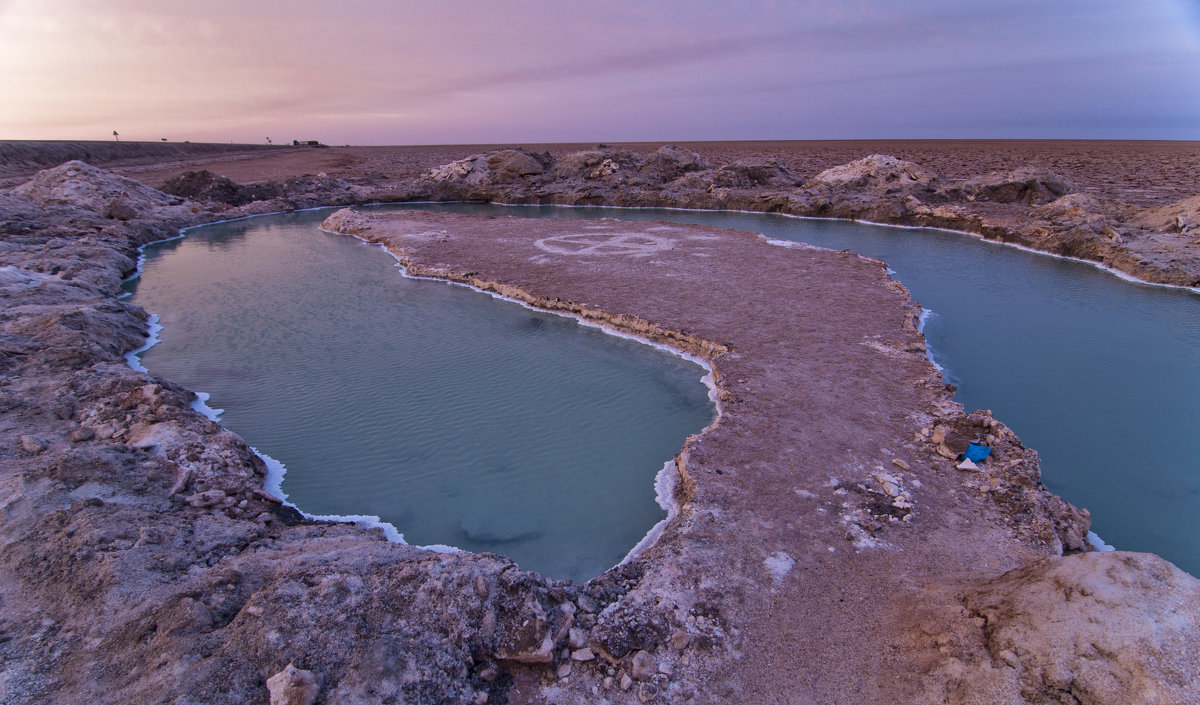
[[113, 130, 119, 141]]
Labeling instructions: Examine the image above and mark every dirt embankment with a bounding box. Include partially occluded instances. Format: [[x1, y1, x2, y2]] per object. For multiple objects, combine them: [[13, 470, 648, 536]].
[[103, 140, 1200, 288], [0, 140, 298, 188], [403, 146, 1200, 287], [10, 139, 1199, 287], [0, 157, 1197, 705], [118, 140, 1200, 209]]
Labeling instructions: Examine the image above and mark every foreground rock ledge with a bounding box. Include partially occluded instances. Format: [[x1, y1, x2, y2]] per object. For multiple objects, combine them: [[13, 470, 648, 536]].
[[0, 164, 1196, 705]]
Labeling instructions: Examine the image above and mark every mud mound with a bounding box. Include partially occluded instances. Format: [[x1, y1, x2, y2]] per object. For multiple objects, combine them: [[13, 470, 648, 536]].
[[957, 167, 1076, 205], [429, 148, 552, 187], [710, 158, 797, 188], [638, 145, 711, 184], [809, 154, 937, 189], [1135, 192, 1200, 239], [553, 147, 642, 181], [12, 160, 190, 223], [161, 170, 255, 205]]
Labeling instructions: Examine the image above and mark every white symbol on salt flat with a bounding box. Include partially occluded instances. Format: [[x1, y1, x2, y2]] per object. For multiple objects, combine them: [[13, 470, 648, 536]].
[[534, 232, 674, 256]]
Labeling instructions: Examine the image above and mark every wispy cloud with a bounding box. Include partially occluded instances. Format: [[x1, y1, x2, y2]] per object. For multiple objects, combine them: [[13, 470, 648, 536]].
[[1, 0, 1198, 142]]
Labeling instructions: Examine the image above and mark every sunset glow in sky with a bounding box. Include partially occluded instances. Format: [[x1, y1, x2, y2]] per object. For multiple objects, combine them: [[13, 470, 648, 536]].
[[2, 0, 1199, 145]]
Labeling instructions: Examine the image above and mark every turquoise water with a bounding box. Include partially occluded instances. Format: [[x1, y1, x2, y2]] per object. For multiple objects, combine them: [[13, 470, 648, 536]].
[[384, 203, 1200, 576], [123, 210, 715, 583]]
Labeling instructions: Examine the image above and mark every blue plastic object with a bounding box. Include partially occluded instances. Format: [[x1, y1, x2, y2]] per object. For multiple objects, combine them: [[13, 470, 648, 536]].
[[962, 443, 992, 462]]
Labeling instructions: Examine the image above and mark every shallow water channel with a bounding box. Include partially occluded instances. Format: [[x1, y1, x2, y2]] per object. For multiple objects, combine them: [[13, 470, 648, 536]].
[[385, 203, 1200, 576], [124, 210, 715, 583]]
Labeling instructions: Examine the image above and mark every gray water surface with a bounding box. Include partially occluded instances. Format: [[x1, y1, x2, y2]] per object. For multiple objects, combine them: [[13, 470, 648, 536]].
[[385, 203, 1200, 576], [124, 210, 715, 583]]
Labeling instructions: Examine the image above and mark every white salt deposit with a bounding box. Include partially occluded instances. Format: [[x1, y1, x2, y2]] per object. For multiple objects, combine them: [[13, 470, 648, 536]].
[[123, 313, 162, 372], [1087, 531, 1117, 552], [620, 459, 683, 567], [764, 551, 795, 583], [189, 391, 224, 421]]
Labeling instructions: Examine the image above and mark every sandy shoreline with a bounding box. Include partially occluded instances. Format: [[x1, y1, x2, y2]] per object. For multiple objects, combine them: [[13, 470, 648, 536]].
[[0, 150, 1197, 704]]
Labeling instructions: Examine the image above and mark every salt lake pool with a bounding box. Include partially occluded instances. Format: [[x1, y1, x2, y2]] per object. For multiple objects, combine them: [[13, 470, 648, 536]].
[[123, 209, 716, 583]]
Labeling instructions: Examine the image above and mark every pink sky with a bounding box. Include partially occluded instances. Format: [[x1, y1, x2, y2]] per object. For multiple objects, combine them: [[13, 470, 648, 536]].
[[2, 0, 1198, 145]]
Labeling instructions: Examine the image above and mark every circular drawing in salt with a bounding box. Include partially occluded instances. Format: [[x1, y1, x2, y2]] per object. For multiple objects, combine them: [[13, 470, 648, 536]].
[[534, 232, 674, 256]]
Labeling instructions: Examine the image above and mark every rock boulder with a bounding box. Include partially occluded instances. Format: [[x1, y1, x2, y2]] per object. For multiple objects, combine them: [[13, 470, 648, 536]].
[[1134, 192, 1200, 239], [266, 664, 319, 705], [711, 158, 797, 189], [963, 552, 1200, 704], [13, 160, 186, 216], [553, 148, 641, 181], [160, 169, 254, 205], [485, 149, 549, 182], [638, 145, 710, 184]]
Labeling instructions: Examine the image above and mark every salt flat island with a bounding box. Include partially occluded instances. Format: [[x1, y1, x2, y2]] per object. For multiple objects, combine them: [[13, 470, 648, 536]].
[[1, 146, 1199, 704]]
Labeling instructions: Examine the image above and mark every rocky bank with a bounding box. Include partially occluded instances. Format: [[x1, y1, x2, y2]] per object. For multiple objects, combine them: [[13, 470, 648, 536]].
[[86, 140, 1200, 290], [398, 146, 1200, 288], [0, 163, 613, 704], [0, 158, 1196, 704]]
